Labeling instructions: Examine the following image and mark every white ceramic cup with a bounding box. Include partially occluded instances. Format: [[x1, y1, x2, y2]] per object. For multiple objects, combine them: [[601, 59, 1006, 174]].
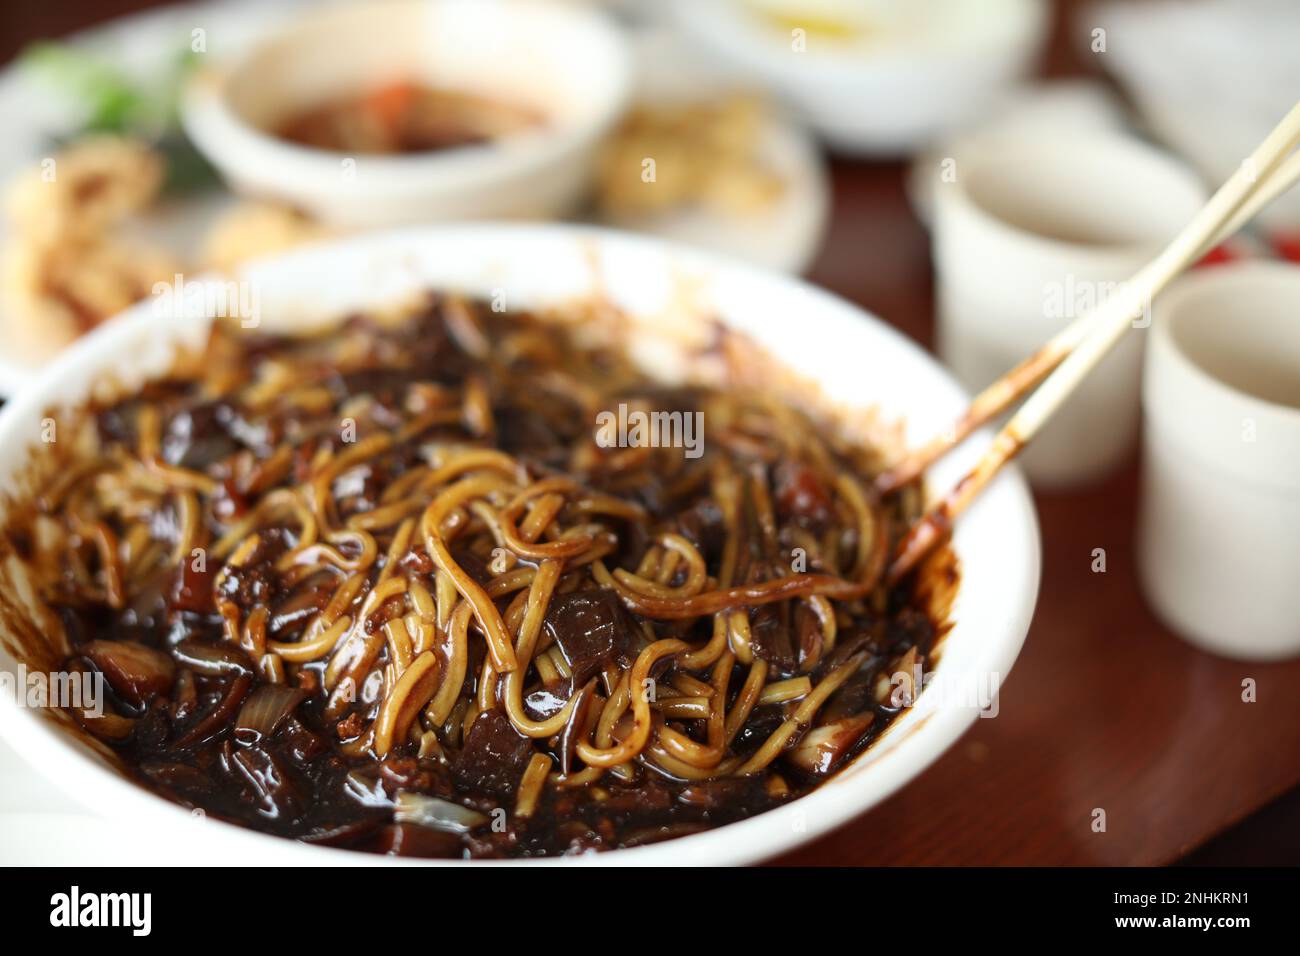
[[930, 133, 1207, 487], [1138, 262, 1300, 660]]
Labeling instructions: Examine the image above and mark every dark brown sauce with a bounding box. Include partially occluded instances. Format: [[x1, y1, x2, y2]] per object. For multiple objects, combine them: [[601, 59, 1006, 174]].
[[274, 82, 544, 155], [0, 295, 956, 858]]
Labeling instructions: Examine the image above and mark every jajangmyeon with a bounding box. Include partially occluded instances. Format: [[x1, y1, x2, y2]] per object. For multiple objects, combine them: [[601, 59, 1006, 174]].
[[4, 294, 949, 857]]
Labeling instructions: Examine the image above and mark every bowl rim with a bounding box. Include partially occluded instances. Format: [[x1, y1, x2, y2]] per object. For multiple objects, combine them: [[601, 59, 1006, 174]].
[[1149, 260, 1300, 425], [0, 222, 1040, 865], [179, 0, 633, 189]]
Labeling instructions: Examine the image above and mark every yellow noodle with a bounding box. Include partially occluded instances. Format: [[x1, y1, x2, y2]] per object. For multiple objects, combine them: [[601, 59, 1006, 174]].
[[420, 474, 520, 673], [502, 561, 575, 738], [758, 676, 812, 706], [515, 753, 553, 819], [425, 600, 471, 727], [269, 613, 352, 663], [575, 639, 688, 769], [373, 650, 441, 758]]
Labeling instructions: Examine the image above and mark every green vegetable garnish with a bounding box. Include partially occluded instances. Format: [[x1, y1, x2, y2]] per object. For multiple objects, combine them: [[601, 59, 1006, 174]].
[[19, 39, 218, 195]]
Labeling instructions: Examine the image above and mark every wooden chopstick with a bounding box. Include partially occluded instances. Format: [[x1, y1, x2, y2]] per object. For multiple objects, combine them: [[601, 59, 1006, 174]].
[[877, 133, 1300, 499], [884, 100, 1300, 584]]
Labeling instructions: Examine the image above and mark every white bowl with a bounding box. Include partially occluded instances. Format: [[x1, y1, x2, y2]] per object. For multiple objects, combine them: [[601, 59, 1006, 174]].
[[180, 0, 632, 227], [665, 0, 1049, 156], [0, 224, 1039, 865]]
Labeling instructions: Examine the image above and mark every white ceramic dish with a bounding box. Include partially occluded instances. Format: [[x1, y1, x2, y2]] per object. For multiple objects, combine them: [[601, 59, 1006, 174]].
[[181, 0, 631, 228], [0, 224, 1039, 865], [665, 0, 1049, 156]]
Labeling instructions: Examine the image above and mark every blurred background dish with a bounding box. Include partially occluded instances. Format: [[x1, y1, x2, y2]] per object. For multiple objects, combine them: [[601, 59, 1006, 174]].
[[0, 0, 305, 394], [1092, 0, 1300, 234], [181, 0, 632, 227], [0, 1, 828, 395], [665, 0, 1050, 156], [592, 27, 829, 274]]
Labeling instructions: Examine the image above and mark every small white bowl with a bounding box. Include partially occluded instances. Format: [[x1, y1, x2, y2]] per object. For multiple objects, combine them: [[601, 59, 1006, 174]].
[[0, 224, 1039, 865], [665, 0, 1049, 156], [1139, 262, 1300, 660], [180, 0, 632, 227]]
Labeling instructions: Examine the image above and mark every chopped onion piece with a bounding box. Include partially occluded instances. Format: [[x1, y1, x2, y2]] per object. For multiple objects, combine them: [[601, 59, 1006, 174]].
[[174, 639, 253, 676], [235, 684, 306, 742], [345, 772, 392, 808], [394, 792, 488, 833], [786, 713, 875, 775]]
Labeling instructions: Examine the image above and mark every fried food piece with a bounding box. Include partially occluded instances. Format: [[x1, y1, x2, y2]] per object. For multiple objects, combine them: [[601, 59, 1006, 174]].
[[596, 95, 784, 219], [201, 200, 332, 274], [4, 234, 180, 351], [6, 135, 165, 244], [3, 136, 179, 352]]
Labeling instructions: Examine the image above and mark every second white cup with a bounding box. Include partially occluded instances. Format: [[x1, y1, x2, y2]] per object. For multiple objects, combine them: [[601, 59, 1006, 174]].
[[1139, 262, 1300, 660]]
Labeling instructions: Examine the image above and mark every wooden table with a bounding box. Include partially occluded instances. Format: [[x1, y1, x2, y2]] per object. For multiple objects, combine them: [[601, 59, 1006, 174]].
[[4, 0, 1297, 866]]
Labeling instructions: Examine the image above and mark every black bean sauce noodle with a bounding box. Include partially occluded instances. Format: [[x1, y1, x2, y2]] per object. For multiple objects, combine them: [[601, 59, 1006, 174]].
[[23, 294, 942, 858]]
